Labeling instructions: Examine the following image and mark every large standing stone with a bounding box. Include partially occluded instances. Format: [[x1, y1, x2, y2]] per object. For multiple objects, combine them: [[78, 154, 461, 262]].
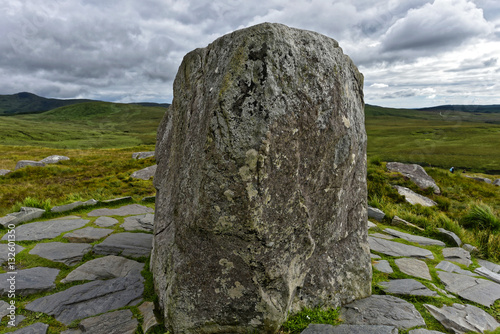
[[386, 162, 440, 194], [152, 23, 370, 333], [1, 218, 89, 241]]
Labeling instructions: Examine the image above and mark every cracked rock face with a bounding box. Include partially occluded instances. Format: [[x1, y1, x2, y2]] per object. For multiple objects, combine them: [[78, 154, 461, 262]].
[[152, 23, 370, 333]]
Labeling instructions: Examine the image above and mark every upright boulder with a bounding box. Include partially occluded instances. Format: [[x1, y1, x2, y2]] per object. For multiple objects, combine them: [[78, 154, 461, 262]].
[[152, 23, 370, 333]]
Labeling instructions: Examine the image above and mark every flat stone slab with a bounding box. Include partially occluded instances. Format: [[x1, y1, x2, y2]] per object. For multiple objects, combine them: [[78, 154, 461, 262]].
[[139, 301, 158, 334], [132, 151, 155, 159], [61, 255, 144, 283], [368, 236, 434, 259], [25, 272, 144, 325], [0, 169, 11, 176], [435, 261, 476, 277], [393, 185, 436, 207], [0, 243, 25, 263], [131, 164, 157, 180], [29, 242, 91, 266], [373, 259, 393, 274], [367, 221, 378, 229], [0, 300, 10, 318], [424, 303, 500, 334], [87, 204, 153, 217], [15, 160, 45, 170], [391, 216, 424, 231], [93, 232, 153, 258], [408, 330, 445, 334], [340, 295, 425, 330], [384, 228, 445, 247], [51, 199, 98, 213], [63, 227, 113, 243], [477, 259, 500, 273], [121, 214, 154, 232], [10, 322, 49, 334], [386, 162, 440, 194], [1, 207, 46, 227], [442, 247, 471, 267], [39, 155, 70, 164], [0, 267, 59, 296], [475, 266, 500, 284], [368, 206, 385, 221], [437, 271, 500, 307], [94, 216, 120, 227], [379, 279, 437, 297], [301, 324, 398, 333], [370, 233, 395, 240], [436, 228, 461, 246], [76, 309, 138, 334], [395, 258, 432, 280], [371, 254, 381, 259], [1, 218, 89, 241], [101, 196, 133, 204]]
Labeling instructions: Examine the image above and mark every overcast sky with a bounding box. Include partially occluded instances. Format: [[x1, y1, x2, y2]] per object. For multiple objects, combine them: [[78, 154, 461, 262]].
[[2, 0, 500, 108]]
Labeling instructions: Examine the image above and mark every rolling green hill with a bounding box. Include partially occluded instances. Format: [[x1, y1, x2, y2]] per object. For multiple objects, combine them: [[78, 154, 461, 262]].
[[0, 92, 96, 115]]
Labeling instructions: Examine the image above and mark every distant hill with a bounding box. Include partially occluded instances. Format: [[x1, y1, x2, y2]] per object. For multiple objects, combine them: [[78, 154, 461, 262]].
[[417, 104, 500, 113], [0, 92, 170, 115]]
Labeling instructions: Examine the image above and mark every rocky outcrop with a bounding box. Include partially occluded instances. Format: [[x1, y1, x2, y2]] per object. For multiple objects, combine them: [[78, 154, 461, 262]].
[[130, 164, 157, 180], [386, 162, 440, 194], [393, 186, 437, 207], [152, 23, 370, 333], [15, 160, 45, 170]]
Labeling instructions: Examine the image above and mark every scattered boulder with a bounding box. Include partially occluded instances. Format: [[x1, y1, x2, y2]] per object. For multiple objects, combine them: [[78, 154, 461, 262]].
[[122, 214, 154, 232], [340, 295, 425, 330], [367, 221, 378, 229], [10, 323, 49, 334], [51, 199, 98, 213], [74, 309, 138, 334], [139, 302, 159, 334], [435, 261, 476, 277], [87, 204, 153, 217], [391, 216, 424, 231], [437, 271, 500, 307], [25, 272, 144, 325], [94, 232, 153, 258], [379, 279, 437, 297], [1, 207, 45, 227], [368, 206, 386, 222], [301, 324, 398, 334], [436, 228, 461, 247], [393, 186, 437, 207], [132, 151, 155, 160], [0, 267, 59, 296], [477, 259, 500, 273], [424, 303, 500, 334], [29, 242, 91, 266], [394, 258, 432, 280], [369, 236, 434, 259], [15, 160, 45, 170], [461, 243, 478, 254], [1, 218, 89, 241], [152, 22, 371, 333], [39, 155, 70, 164], [63, 227, 113, 243], [131, 164, 157, 180], [386, 162, 440, 194], [373, 260, 393, 274], [61, 255, 144, 283], [384, 228, 445, 247], [493, 178, 500, 186], [0, 169, 11, 176], [475, 266, 500, 284], [442, 247, 471, 267], [464, 175, 492, 184]]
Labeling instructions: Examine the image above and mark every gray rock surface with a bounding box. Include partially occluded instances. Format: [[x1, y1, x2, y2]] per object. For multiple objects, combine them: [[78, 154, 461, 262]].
[[139, 301, 158, 333], [101, 196, 133, 204], [94, 232, 153, 258], [465, 175, 492, 184], [393, 186, 437, 207], [368, 206, 386, 222], [370, 233, 395, 240], [0, 300, 10, 318], [477, 259, 500, 273], [0, 169, 11, 176], [437, 271, 500, 306], [87, 204, 153, 217], [436, 228, 462, 246], [1, 218, 89, 241], [408, 330, 445, 334], [0, 267, 59, 296], [94, 216, 120, 227], [367, 220, 378, 229], [475, 266, 500, 284], [39, 155, 70, 164], [424, 303, 499, 334], [386, 162, 440, 194], [391, 216, 424, 231], [340, 295, 425, 330], [301, 324, 398, 334], [63, 227, 113, 243], [122, 213, 154, 232], [131, 164, 157, 180], [384, 228, 445, 246], [0, 243, 25, 263], [132, 151, 155, 159], [76, 309, 138, 334], [494, 178, 500, 186], [442, 247, 471, 267], [371, 254, 381, 259], [15, 160, 45, 170], [10, 322, 49, 334], [373, 259, 393, 274], [435, 261, 476, 277], [51, 199, 98, 213], [461, 243, 478, 254], [379, 279, 437, 296], [1, 207, 45, 227], [369, 236, 434, 259], [25, 272, 144, 325], [61, 255, 144, 283], [29, 242, 91, 266], [394, 258, 432, 280]]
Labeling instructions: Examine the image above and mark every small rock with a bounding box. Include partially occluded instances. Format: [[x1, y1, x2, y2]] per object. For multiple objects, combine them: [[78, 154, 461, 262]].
[[475, 266, 500, 284], [393, 186, 437, 207], [63, 227, 113, 243], [94, 216, 120, 227], [373, 260, 393, 274], [122, 213, 154, 232], [101, 196, 133, 204], [391, 216, 424, 231], [0, 267, 59, 296], [1, 218, 89, 241], [341, 295, 425, 330], [131, 164, 157, 180], [477, 259, 500, 273], [1, 207, 45, 227], [394, 258, 432, 280], [61, 255, 144, 283], [51, 199, 98, 213], [132, 151, 155, 159], [436, 228, 462, 247], [142, 195, 156, 202], [94, 232, 153, 258], [386, 162, 440, 194], [384, 228, 445, 246], [0, 244, 25, 263], [442, 247, 471, 267], [0, 169, 11, 176], [139, 301, 158, 333], [367, 221, 378, 229], [493, 178, 500, 186], [39, 155, 70, 164], [368, 206, 385, 222], [10, 322, 49, 334], [87, 204, 153, 217], [77, 309, 138, 334], [15, 160, 45, 170], [29, 242, 91, 266], [301, 324, 398, 333], [437, 271, 500, 307], [464, 175, 492, 184], [369, 236, 434, 259], [379, 279, 437, 297], [461, 243, 478, 254], [424, 303, 499, 334], [435, 261, 476, 277]]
